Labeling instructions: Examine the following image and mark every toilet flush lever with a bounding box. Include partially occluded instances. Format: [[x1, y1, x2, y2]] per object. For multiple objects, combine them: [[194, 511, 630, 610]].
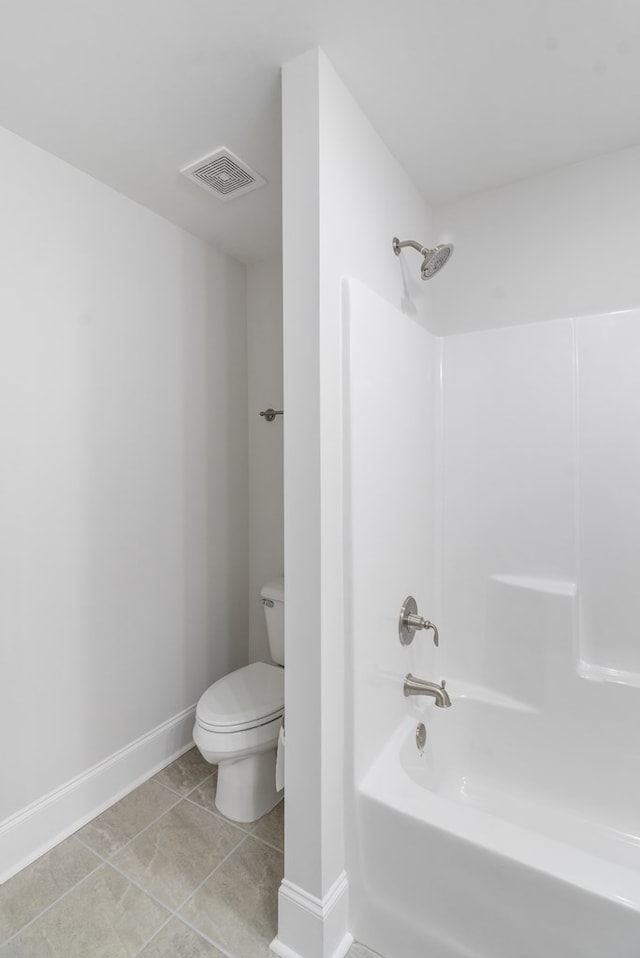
[[399, 596, 439, 647]]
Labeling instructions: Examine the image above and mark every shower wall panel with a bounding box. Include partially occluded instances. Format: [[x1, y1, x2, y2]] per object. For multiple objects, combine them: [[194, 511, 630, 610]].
[[576, 308, 640, 680], [441, 319, 576, 683], [441, 308, 640, 691]]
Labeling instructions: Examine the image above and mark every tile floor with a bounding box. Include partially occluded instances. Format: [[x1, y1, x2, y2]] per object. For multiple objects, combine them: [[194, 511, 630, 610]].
[[0, 749, 378, 958]]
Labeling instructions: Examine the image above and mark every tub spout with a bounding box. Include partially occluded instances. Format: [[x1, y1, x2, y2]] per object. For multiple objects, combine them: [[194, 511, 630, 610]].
[[404, 674, 452, 708]]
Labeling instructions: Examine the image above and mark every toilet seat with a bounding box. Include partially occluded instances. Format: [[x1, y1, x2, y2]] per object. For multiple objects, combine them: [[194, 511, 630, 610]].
[[196, 661, 284, 733]]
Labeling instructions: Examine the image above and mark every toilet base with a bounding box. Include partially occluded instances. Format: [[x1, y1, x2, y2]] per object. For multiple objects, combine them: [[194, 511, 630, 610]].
[[215, 746, 282, 823]]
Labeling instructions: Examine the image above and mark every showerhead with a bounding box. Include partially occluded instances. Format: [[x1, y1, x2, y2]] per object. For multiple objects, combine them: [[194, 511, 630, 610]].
[[421, 244, 453, 279], [392, 236, 454, 280]]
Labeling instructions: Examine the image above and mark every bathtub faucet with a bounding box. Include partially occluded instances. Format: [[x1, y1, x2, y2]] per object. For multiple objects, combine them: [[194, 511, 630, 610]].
[[404, 673, 452, 708]]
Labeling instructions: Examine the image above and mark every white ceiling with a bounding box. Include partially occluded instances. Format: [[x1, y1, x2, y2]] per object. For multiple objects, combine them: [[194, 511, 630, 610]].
[[1, 0, 639, 264]]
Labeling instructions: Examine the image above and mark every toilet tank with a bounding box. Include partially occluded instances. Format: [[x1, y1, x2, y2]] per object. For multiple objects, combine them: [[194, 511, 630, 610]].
[[261, 577, 285, 666]]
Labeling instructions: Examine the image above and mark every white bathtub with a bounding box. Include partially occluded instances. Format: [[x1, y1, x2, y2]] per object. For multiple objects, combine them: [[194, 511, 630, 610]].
[[355, 688, 640, 958]]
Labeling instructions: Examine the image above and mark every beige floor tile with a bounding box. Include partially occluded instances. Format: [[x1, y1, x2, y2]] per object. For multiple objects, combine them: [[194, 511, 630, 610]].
[[152, 748, 214, 796], [0, 865, 168, 958], [112, 799, 245, 910], [76, 780, 179, 859], [0, 838, 100, 945], [139, 918, 227, 957], [179, 835, 283, 958], [251, 799, 284, 851]]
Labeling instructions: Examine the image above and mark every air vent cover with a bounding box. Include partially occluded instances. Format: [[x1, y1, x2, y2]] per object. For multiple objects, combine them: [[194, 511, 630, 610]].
[[181, 148, 266, 201]]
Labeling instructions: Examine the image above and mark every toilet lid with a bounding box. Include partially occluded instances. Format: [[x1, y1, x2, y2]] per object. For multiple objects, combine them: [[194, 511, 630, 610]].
[[196, 662, 284, 731]]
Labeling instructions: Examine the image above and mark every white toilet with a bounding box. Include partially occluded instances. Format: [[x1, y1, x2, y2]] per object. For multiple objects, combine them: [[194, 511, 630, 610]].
[[193, 577, 284, 823]]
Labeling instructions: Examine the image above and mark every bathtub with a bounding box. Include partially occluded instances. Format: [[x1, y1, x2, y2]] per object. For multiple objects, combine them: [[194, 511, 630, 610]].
[[354, 687, 640, 958]]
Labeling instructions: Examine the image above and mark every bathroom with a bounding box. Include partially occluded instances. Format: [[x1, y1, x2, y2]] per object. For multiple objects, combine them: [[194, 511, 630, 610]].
[[2, 3, 640, 957]]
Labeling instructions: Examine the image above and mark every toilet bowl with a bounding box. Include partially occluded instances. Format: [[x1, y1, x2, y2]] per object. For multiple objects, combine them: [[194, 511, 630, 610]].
[[193, 577, 284, 822]]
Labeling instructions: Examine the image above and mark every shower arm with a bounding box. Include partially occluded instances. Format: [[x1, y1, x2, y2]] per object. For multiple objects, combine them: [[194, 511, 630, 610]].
[[392, 237, 429, 257]]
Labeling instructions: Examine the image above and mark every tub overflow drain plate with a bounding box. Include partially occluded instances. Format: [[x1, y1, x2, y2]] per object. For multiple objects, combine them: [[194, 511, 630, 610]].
[[416, 722, 427, 753]]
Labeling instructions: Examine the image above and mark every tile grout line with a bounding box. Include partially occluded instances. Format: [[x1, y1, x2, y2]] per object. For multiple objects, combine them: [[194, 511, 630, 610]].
[[171, 829, 284, 958], [153, 758, 282, 843], [173, 913, 239, 958], [125, 831, 255, 958], [1, 825, 252, 956], [118, 795, 283, 956], [181, 781, 283, 839], [173, 830, 252, 914], [248, 830, 284, 856], [129, 912, 175, 957], [0, 779, 192, 949], [74, 789, 190, 862], [4, 828, 281, 958], [153, 768, 218, 801], [75, 783, 251, 915], [80, 786, 284, 944], [0, 858, 106, 949], [133, 908, 241, 958], [119, 825, 284, 956], [105, 826, 249, 919], [96, 858, 177, 913], [3, 787, 198, 946], [2, 752, 283, 958], [182, 795, 253, 834]]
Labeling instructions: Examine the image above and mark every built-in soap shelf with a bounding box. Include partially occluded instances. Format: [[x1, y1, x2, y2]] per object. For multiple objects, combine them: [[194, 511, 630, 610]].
[[490, 574, 577, 597], [577, 661, 640, 690], [484, 574, 577, 706], [486, 574, 640, 693]]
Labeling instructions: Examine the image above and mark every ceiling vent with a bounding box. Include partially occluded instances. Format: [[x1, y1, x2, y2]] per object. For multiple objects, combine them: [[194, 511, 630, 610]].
[[181, 148, 266, 201]]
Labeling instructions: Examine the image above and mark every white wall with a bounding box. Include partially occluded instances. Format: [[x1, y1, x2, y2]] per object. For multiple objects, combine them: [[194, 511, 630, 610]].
[[278, 48, 435, 958], [345, 281, 439, 781], [246, 259, 284, 664], [432, 144, 640, 334], [0, 125, 248, 876]]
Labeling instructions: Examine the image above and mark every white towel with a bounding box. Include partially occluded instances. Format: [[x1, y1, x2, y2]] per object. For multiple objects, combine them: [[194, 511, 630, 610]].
[[275, 723, 285, 792]]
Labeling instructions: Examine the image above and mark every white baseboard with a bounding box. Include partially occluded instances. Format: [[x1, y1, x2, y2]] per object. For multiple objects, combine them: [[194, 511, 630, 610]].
[[271, 871, 352, 958], [0, 704, 196, 883]]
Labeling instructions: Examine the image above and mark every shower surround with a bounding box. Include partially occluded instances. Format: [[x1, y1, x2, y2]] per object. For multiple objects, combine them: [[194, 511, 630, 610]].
[[344, 279, 640, 958]]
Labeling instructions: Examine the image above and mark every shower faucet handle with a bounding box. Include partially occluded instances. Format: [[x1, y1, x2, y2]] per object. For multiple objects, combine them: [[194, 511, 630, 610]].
[[399, 596, 439, 647]]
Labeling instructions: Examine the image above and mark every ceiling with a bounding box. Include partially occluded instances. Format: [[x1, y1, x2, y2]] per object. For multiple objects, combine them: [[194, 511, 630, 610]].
[[1, 0, 639, 264]]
